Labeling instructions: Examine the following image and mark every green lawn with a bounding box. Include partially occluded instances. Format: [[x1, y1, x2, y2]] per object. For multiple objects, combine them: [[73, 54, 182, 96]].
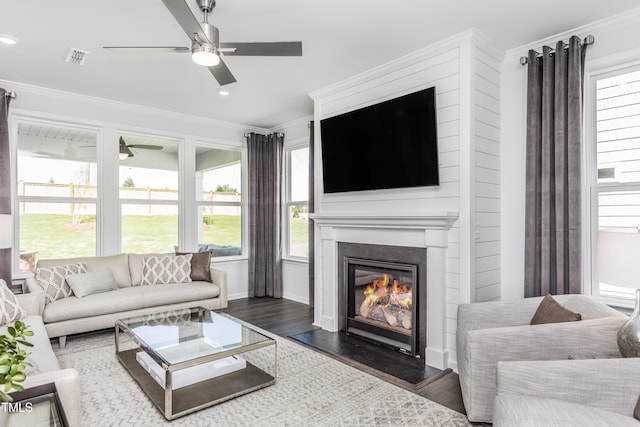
[[19, 214, 308, 263]]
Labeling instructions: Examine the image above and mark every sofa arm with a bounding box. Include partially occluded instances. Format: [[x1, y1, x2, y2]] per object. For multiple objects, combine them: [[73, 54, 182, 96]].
[[457, 316, 626, 422], [22, 368, 81, 427], [496, 358, 640, 416], [211, 267, 228, 307], [16, 291, 45, 316]]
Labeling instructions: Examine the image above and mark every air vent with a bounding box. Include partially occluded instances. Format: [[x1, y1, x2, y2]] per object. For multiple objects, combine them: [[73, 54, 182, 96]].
[[65, 48, 89, 66]]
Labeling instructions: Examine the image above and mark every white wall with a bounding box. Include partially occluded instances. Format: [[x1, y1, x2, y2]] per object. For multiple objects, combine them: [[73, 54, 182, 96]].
[[500, 8, 640, 301]]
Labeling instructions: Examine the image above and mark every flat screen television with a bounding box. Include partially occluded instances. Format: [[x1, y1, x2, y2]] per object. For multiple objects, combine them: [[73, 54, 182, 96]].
[[320, 86, 439, 194]]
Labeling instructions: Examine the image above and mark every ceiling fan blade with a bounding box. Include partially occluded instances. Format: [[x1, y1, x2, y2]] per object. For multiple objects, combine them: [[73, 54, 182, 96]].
[[209, 57, 236, 86], [161, 0, 210, 44], [128, 144, 164, 150], [103, 46, 190, 53], [219, 41, 302, 56]]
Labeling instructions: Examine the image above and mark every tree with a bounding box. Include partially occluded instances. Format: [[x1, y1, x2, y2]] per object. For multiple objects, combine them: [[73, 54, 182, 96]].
[[122, 176, 135, 188], [215, 184, 237, 193]]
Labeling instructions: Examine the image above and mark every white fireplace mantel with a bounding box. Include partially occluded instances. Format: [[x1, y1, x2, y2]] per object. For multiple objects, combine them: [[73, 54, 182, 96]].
[[311, 211, 459, 369]]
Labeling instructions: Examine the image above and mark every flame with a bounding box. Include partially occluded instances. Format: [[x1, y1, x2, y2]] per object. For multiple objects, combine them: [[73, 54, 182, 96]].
[[362, 274, 412, 310]]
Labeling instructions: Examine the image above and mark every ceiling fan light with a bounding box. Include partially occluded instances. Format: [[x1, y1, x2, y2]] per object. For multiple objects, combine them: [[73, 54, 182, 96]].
[[119, 138, 134, 160], [192, 45, 220, 67]]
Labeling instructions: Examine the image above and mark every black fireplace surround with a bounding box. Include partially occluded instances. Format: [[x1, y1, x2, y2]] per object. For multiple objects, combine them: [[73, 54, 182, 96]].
[[338, 242, 427, 359]]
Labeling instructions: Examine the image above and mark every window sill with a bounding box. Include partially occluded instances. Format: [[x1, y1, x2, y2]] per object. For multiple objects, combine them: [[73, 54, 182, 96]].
[[282, 257, 309, 265]]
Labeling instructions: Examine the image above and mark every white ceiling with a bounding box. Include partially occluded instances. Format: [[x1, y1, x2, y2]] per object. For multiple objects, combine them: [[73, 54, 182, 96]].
[[2, 1, 640, 129]]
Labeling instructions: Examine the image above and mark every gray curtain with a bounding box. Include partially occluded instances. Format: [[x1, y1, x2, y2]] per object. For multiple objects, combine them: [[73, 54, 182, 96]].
[[247, 132, 284, 298], [308, 121, 315, 308], [524, 36, 587, 297], [0, 89, 13, 284]]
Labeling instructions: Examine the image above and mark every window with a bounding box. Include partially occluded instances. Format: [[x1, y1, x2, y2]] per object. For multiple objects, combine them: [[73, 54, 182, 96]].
[[590, 67, 640, 303], [16, 121, 98, 271], [285, 146, 309, 258], [119, 135, 179, 254], [195, 146, 243, 257]]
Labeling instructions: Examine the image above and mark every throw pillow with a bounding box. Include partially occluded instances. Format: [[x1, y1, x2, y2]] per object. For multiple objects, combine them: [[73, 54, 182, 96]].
[[141, 254, 193, 285], [66, 269, 119, 298], [530, 294, 582, 325], [176, 251, 212, 282], [35, 263, 88, 304], [634, 395, 640, 420], [0, 279, 26, 326]]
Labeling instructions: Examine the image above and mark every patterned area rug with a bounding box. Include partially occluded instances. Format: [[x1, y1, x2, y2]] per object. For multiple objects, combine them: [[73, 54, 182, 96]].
[[53, 326, 470, 427]]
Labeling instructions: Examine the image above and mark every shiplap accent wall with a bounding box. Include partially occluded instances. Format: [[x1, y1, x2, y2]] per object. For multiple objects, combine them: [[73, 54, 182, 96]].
[[473, 46, 502, 304], [310, 29, 503, 369]]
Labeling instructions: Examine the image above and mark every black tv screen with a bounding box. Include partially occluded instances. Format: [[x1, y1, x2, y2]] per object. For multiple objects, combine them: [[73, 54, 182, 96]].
[[320, 87, 439, 194]]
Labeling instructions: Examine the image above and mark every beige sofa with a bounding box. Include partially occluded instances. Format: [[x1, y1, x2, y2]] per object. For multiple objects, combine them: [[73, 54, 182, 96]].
[[25, 253, 228, 348], [0, 292, 81, 427]]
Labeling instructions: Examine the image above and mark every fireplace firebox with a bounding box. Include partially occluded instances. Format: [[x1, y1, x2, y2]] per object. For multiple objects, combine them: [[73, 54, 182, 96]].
[[338, 243, 426, 359]]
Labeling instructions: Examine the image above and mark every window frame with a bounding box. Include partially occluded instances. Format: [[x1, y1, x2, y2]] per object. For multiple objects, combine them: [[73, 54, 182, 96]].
[[193, 142, 245, 259], [9, 113, 249, 278], [284, 140, 310, 261], [585, 61, 640, 310], [13, 117, 102, 269]]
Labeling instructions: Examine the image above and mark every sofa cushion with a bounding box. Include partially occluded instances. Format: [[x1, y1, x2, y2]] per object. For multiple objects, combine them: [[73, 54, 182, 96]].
[[0, 279, 26, 326], [138, 282, 221, 308], [141, 254, 192, 285], [531, 294, 582, 325], [35, 263, 87, 304], [176, 251, 212, 282], [36, 254, 131, 288], [66, 270, 119, 298], [42, 286, 146, 323]]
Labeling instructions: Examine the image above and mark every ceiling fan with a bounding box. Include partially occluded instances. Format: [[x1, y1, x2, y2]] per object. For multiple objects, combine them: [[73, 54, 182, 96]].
[[103, 0, 303, 86], [119, 137, 163, 159]]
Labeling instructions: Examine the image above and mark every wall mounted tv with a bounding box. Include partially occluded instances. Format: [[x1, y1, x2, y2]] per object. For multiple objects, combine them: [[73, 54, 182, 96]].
[[320, 86, 439, 194]]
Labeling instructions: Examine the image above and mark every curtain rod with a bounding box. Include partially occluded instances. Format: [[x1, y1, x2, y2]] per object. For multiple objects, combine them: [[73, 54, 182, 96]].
[[4, 91, 16, 99], [519, 35, 594, 65], [244, 132, 284, 138]]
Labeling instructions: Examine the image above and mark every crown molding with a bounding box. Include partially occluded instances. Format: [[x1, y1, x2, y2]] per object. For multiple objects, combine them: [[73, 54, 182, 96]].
[[0, 78, 268, 134], [504, 6, 640, 61]]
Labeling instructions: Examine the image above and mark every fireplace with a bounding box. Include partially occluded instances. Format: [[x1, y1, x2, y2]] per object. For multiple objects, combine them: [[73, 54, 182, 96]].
[[338, 243, 427, 359]]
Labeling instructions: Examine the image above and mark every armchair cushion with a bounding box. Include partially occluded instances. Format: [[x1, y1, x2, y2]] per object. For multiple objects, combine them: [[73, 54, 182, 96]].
[[530, 294, 582, 325], [494, 358, 640, 426]]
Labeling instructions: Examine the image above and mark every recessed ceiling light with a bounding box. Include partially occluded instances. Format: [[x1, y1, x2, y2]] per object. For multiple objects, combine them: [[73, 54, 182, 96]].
[[219, 90, 229, 96], [0, 35, 17, 45]]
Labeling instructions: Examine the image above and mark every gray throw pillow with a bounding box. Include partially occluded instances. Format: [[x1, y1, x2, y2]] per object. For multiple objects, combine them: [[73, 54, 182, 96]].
[[66, 269, 119, 298], [176, 251, 212, 282]]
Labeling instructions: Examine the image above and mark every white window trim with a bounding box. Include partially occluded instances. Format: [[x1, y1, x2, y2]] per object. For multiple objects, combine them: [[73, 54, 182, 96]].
[[584, 60, 640, 310], [283, 139, 309, 261]]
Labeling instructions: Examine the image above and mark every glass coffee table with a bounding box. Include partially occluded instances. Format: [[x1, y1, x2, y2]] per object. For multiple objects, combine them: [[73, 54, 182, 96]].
[[115, 307, 276, 420]]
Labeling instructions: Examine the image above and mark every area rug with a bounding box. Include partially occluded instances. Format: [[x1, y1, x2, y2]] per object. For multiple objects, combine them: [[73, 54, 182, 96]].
[[53, 325, 470, 426]]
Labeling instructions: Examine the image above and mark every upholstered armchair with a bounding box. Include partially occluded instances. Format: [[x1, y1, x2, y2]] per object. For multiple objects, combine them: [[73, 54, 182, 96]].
[[456, 295, 627, 423], [494, 358, 640, 426]]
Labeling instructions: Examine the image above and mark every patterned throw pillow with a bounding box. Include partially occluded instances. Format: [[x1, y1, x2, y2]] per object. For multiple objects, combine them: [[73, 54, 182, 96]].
[[35, 263, 88, 304], [141, 254, 192, 285], [0, 279, 26, 326]]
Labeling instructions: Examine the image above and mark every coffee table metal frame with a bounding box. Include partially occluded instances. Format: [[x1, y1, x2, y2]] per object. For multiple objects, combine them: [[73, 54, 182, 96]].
[[115, 307, 276, 420]]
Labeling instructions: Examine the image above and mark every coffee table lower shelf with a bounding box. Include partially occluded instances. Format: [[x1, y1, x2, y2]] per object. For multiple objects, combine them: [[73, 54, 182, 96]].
[[118, 349, 275, 420]]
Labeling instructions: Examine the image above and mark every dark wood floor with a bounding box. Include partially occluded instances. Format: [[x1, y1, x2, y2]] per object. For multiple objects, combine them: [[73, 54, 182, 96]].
[[221, 297, 467, 415]]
